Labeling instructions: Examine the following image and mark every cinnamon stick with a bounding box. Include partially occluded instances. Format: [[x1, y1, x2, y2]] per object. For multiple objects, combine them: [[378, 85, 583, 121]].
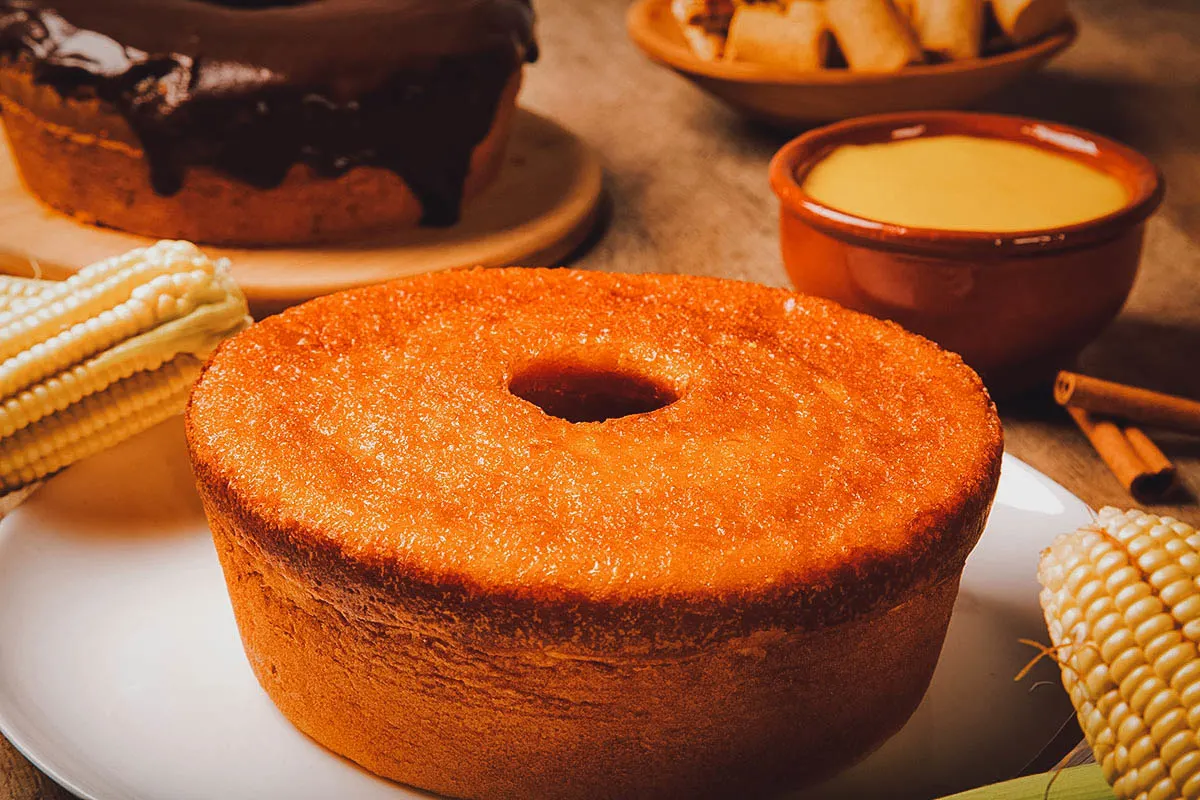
[[1055, 371, 1200, 437], [1065, 406, 1176, 501], [1124, 426, 1175, 479]]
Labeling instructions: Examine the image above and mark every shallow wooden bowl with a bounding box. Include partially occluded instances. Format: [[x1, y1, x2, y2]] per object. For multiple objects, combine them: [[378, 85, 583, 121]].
[[626, 0, 1077, 126], [768, 111, 1164, 396]]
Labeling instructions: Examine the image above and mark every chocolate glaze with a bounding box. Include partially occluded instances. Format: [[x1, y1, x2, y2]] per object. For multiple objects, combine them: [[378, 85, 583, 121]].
[[0, 0, 537, 225]]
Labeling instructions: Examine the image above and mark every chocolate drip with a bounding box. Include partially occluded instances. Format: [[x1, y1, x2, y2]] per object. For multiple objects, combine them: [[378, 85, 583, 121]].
[[0, 0, 537, 226]]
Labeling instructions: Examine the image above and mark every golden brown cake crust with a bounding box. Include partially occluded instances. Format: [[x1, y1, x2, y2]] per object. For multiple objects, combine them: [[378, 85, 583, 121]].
[[188, 269, 1002, 645], [187, 269, 1002, 798], [0, 66, 520, 246], [210, 508, 962, 798]]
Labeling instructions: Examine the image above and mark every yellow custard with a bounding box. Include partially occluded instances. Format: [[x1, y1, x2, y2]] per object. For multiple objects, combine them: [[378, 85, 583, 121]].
[[801, 135, 1129, 232]]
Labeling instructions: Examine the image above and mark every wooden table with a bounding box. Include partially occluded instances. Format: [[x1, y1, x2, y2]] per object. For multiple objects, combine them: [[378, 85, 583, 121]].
[[3, 0, 1197, 796]]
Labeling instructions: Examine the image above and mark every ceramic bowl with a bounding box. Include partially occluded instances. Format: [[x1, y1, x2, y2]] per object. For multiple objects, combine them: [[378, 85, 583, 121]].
[[768, 111, 1164, 395], [626, 0, 1076, 126]]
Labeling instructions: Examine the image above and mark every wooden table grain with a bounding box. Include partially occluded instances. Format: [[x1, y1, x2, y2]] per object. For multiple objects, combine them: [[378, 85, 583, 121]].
[[2, 0, 1197, 796]]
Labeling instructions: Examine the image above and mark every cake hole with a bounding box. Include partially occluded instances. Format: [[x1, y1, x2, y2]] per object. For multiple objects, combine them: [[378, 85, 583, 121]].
[[509, 363, 678, 423]]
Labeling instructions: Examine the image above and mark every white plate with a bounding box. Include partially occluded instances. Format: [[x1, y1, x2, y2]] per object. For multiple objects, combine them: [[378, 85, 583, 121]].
[[0, 420, 1089, 800]]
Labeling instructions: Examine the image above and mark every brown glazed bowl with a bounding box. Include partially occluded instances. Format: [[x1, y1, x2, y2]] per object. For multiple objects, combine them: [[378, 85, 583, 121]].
[[627, 0, 1076, 127], [769, 112, 1164, 395]]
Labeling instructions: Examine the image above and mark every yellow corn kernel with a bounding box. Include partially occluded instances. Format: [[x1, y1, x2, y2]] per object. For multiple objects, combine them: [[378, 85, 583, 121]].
[[0, 242, 193, 329], [0, 275, 53, 315], [0, 355, 202, 492], [1040, 508, 1200, 800], [0, 292, 246, 438], [0, 241, 235, 398], [0, 241, 250, 492]]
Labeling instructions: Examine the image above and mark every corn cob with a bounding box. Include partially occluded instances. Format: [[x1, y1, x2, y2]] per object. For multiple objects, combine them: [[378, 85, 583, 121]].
[[1039, 508, 1200, 800], [0, 274, 53, 315], [0, 241, 251, 492]]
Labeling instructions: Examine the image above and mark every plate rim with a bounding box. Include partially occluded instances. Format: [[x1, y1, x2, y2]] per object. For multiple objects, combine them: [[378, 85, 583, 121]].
[[0, 450, 1093, 800]]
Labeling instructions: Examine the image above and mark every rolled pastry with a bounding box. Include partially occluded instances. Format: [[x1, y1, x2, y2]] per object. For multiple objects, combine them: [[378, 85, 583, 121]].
[[671, 0, 730, 60], [825, 0, 924, 72], [989, 0, 1069, 43], [725, 1, 830, 70], [913, 0, 985, 59], [680, 25, 724, 60]]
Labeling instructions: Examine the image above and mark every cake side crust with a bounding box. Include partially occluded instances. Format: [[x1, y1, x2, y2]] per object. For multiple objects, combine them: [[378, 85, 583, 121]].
[[201, 471, 963, 799]]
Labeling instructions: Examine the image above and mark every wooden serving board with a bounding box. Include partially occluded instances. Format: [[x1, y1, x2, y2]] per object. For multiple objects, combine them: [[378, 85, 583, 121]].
[[0, 109, 604, 316]]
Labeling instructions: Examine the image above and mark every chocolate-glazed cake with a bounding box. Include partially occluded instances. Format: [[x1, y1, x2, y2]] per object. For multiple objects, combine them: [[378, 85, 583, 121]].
[[0, 0, 537, 244]]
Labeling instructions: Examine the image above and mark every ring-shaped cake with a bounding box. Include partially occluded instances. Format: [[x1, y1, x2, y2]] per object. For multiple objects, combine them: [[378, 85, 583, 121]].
[[186, 268, 1003, 799]]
